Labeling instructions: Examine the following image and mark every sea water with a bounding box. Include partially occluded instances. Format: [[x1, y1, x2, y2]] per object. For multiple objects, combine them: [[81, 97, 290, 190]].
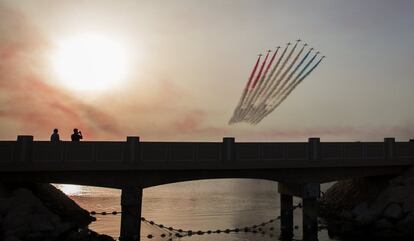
[[56, 179, 336, 241]]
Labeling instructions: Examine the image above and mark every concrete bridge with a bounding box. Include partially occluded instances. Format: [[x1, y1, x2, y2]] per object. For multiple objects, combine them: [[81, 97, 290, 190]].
[[1, 136, 413, 241]]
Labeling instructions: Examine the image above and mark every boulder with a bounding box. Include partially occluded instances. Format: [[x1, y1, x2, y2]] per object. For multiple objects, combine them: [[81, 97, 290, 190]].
[[93, 234, 116, 241], [352, 202, 377, 225], [396, 213, 414, 238], [319, 171, 414, 240], [382, 203, 404, 221], [402, 196, 414, 213], [4, 236, 22, 241], [26, 183, 95, 227], [0, 182, 106, 241], [2, 188, 61, 239], [373, 218, 394, 230]]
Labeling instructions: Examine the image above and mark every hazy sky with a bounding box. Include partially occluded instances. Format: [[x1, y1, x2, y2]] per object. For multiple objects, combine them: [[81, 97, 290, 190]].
[[1, 0, 413, 141]]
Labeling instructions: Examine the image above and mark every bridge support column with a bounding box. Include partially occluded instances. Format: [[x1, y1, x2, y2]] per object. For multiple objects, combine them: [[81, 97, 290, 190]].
[[120, 186, 142, 241], [303, 197, 318, 241], [280, 194, 293, 240], [279, 182, 320, 241]]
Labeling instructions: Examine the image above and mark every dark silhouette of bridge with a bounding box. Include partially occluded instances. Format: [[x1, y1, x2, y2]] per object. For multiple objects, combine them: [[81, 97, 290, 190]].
[[1, 136, 413, 241]]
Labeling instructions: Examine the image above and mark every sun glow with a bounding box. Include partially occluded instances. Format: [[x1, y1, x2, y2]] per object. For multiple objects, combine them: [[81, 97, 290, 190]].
[[54, 184, 83, 196], [52, 34, 129, 92]]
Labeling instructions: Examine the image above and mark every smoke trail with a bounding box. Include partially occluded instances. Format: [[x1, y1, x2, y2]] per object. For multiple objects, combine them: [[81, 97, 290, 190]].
[[251, 50, 271, 89], [250, 50, 319, 124], [251, 51, 320, 124], [260, 43, 294, 103], [253, 56, 325, 124], [241, 44, 291, 123], [268, 43, 306, 102], [241, 48, 278, 121], [237, 51, 270, 121], [276, 50, 318, 101], [252, 46, 283, 107], [255, 45, 311, 122], [229, 54, 262, 124], [246, 41, 300, 122]]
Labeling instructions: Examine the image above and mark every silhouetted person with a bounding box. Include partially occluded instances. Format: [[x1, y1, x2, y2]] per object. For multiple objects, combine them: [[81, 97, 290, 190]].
[[50, 128, 60, 142], [71, 128, 83, 141]]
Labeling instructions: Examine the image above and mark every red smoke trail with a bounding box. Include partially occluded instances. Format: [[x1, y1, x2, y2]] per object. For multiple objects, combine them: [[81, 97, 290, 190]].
[[253, 45, 289, 107], [229, 54, 262, 124], [251, 50, 270, 89], [247, 54, 262, 90], [236, 51, 271, 121], [245, 42, 298, 123], [243, 48, 279, 119]]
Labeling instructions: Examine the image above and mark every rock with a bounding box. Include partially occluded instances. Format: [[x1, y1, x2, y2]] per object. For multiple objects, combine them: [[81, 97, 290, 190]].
[[2, 188, 57, 238], [396, 213, 414, 238], [25, 232, 45, 241], [373, 218, 394, 230], [402, 196, 414, 213], [30, 183, 95, 227], [4, 236, 22, 241], [382, 202, 404, 220], [0, 197, 13, 215], [339, 210, 353, 220], [0, 182, 108, 241], [403, 177, 414, 186], [352, 202, 377, 225], [50, 222, 72, 238], [370, 186, 409, 214], [319, 171, 414, 240], [93, 234, 116, 241], [65, 228, 98, 241], [0, 182, 11, 198]]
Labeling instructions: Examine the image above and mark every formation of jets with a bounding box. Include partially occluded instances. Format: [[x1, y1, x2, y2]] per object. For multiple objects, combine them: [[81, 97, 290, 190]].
[[229, 40, 325, 125]]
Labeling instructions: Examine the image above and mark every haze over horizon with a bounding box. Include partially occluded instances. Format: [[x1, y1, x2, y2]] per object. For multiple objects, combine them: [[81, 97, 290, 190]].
[[1, 0, 413, 141]]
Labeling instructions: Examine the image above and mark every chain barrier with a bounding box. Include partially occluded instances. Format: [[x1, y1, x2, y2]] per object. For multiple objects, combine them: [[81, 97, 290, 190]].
[[90, 203, 304, 240]]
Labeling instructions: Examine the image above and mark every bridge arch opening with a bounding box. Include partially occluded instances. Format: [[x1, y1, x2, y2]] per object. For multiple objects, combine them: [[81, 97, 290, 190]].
[[54, 179, 288, 239]]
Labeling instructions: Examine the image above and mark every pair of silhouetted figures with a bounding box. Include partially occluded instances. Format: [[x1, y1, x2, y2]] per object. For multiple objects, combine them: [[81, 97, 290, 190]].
[[50, 128, 83, 142]]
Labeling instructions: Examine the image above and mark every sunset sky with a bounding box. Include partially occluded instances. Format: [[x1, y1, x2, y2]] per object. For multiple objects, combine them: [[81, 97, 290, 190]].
[[1, 0, 413, 141]]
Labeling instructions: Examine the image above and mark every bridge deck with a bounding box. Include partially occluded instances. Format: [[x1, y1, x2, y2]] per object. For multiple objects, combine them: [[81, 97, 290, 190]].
[[0, 137, 413, 186]]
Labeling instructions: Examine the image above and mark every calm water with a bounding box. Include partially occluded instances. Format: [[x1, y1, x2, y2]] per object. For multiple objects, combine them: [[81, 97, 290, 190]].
[[56, 180, 336, 241]]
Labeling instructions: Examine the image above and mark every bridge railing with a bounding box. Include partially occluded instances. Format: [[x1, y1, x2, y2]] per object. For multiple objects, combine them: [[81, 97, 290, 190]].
[[0, 141, 16, 163], [0, 137, 413, 169]]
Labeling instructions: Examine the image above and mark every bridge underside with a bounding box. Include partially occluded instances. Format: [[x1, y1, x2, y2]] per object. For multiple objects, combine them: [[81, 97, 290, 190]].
[[0, 165, 407, 188]]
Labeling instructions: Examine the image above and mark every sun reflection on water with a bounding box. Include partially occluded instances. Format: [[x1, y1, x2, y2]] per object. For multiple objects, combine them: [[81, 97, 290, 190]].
[[54, 184, 83, 196]]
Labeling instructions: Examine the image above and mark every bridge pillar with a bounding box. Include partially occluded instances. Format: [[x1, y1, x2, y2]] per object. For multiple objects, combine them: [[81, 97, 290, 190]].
[[303, 197, 318, 241], [279, 182, 320, 241], [280, 194, 293, 240], [120, 186, 142, 241]]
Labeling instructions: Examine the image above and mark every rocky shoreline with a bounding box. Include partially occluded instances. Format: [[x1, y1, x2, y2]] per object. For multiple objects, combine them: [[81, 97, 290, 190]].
[[319, 168, 414, 240], [0, 182, 115, 241]]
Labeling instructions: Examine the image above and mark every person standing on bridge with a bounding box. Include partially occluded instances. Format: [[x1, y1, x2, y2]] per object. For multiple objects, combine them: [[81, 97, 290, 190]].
[[71, 128, 83, 141], [50, 128, 60, 142]]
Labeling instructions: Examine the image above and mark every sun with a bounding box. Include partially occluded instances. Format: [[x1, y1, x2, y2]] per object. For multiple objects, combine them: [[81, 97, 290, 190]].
[[52, 33, 129, 92]]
